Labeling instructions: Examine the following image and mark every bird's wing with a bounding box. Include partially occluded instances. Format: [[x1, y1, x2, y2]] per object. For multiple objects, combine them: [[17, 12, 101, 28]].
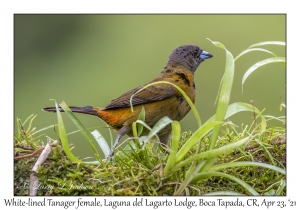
[[102, 78, 176, 110]]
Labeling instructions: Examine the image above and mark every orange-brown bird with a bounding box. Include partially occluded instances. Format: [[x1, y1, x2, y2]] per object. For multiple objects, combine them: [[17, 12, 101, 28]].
[[43, 45, 212, 154]]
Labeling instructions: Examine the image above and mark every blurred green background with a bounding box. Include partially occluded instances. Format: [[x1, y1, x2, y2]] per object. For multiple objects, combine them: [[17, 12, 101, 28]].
[[14, 15, 286, 158]]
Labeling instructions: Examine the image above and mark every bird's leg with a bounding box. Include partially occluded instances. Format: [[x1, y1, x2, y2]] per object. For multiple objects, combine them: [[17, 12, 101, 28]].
[[106, 126, 130, 158], [106, 135, 122, 158], [113, 134, 122, 149]]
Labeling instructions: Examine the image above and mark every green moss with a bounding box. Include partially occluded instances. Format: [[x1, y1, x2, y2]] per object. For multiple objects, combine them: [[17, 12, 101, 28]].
[[14, 117, 285, 196]]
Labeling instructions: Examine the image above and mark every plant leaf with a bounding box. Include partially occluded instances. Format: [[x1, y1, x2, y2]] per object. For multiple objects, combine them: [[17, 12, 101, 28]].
[[209, 161, 285, 175], [203, 191, 246, 196], [137, 106, 145, 136], [51, 99, 81, 163], [235, 48, 277, 61], [22, 114, 34, 126], [242, 57, 285, 90], [172, 136, 252, 172], [191, 172, 259, 195], [205, 102, 267, 134], [264, 115, 285, 123], [207, 38, 235, 150], [32, 124, 56, 136], [275, 180, 286, 195], [164, 121, 181, 176], [248, 41, 285, 48], [91, 130, 110, 158], [175, 121, 224, 163], [145, 116, 173, 142], [214, 74, 224, 106], [59, 101, 102, 161]]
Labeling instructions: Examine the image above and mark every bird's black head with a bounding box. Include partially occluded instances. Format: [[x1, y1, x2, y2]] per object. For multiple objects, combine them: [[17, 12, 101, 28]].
[[167, 45, 213, 73]]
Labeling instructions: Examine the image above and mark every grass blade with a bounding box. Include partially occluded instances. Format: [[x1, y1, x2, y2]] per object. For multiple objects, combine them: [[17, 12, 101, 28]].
[[175, 121, 223, 163], [91, 130, 110, 158], [264, 115, 285, 124], [26, 114, 37, 133], [205, 102, 267, 134], [132, 121, 142, 151], [137, 106, 146, 136], [242, 57, 285, 89], [209, 161, 286, 175], [203, 191, 246, 196], [248, 41, 285, 48], [172, 136, 251, 172], [207, 38, 235, 150], [51, 99, 81, 163], [164, 121, 181, 176], [59, 101, 101, 161], [174, 159, 208, 195], [214, 75, 224, 106], [145, 116, 173, 142], [136, 120, 153, 133], [135, 120, 157, 148], [22, 114, 34, 126], [191, 172, 259, 195], [32, 124, 56, 136], [275, 180, 286, 195], [235, 48, 277, 61]]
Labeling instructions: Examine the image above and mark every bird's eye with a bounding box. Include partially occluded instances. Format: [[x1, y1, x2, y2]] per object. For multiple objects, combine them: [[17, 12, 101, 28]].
[[193, 50, 198, 57]]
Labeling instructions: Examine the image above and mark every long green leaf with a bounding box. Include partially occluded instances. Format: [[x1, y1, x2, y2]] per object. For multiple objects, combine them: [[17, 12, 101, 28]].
[[203, 191, 246, 196], [174, 159, 208, 195], [248, 41, 285, 48], [175, 121, 223, 163], [164, 121, 181, 176], [207, 38, 235, 150], [26, 114, 37, 133], [91, 129, 110, 158], [145, 116, 173, 142], [275, 180, 286, 195], [32, 124, 56, 136], [197, 38, 235, 186], [172, 136, 251, 173], [22, 114, 34, 126], [137, 106, 146, 136], [264, 115, 286, 123], [209, 161, 285, 175], [51, 99, 81, 163], [214, 75, 224, 106], [242, 57, 285, 89], [205, 102, 267, 134], [136, 120, 153, 133], [135, 120, 158, 150], [191, 172, 259, 195], [235, 48, 277, 61], [132, 122, 141, 150], [59, 101, 101, 161], [174, 167, 198, 195]]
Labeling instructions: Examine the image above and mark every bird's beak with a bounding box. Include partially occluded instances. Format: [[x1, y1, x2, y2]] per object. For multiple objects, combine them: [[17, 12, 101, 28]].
[[199, 51, 213, 60]]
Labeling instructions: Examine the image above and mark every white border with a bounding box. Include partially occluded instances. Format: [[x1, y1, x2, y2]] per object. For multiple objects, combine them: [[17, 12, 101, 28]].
[[1, 1, 299, 210]]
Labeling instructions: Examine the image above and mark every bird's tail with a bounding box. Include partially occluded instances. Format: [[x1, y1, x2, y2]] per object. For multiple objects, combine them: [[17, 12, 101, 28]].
[[42, 106, 99, 116]]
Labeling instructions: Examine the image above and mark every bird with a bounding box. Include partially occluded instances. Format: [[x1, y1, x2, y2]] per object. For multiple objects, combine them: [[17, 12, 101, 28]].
[[43, 45, 213, 155]]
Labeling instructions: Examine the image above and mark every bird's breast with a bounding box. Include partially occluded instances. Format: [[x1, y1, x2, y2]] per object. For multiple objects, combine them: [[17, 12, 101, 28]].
[[169, 71, 196, 103]]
